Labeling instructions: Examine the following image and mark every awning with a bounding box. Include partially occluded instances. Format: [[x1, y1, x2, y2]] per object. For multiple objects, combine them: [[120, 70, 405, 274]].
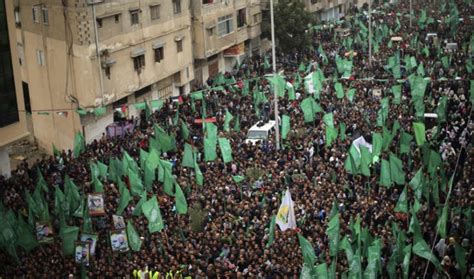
[[96, 11, 122, 19], [174, 35, 184, 42], [102, 58, 116, 68], [130, 48, 146, 57], [152, 41, 166, 49]]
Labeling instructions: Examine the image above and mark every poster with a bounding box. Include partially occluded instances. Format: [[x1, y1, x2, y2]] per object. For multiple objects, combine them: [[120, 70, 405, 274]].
[[110, 230, 129, 252], [35, 222, 54, 243], [80, 233, 98, 256], [88, 193, 105, 216], [112, 215, 126, 230], [75, 242, 90, 265]]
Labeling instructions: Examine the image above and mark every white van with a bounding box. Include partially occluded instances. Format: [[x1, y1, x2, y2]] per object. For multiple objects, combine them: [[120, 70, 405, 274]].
[[245, 120, 276, 144]]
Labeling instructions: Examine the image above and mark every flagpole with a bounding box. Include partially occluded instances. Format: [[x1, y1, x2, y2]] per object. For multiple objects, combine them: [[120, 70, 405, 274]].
[[270, 0, 281, 151], [368, 0, 372, 67], [409, 0, 413, 28]]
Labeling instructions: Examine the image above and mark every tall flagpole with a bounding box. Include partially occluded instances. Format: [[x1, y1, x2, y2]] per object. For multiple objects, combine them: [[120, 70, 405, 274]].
[[270, 0, 280, 150], [368, 0, 372, 67], [409, 0, 413, 28]]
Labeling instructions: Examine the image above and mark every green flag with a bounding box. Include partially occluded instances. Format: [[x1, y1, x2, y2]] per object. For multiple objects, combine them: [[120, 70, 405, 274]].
[[339, 123, 346, 141], [194, 161, 204, 186], [372, 132, 382, 163], [182, 143, 196, 168], [129, 168, 144, 197], [127, 221, 142, 252], [315, 262, 329, 279], [266, 215, 276, 248], [412, 238, 441, 270], [335, 82, 344, 99], [154, 124, 176, 152], [232, 175, 245, 183], [359, 146, 371, 177], [64, 175, 81, 213], [409, 168, 424, 200], [59, 224, 79, 256], [204, 123, 218, 161], [325, 126, 338, 147], [73, 132, 86, 158], [394, 186, 408, 213], [436, 202, 449, 239], [326, 213, 340, 257], [346, 88, 356, 103], [300, 97, 322, 123], [390, 153, 405, 185], [454, 244, 467, 277], [16, 215, 38, 252], [391, 85, 402, 105], [132, 193, 147, 217], [323, 113, 334, 128], [223, 109, 234, 132], [174, 183, 188, 214], [97, 161, 108, 181], [180, 119, 190, 140], [218, 137, 233, 163], [142, 196, 164, 233], [364, 239, 382, 278], [413, 122, 426, 146], [281, 115, 291, 140], [340, 236, 354, 263], [380, 159, 392, 187], [117, 181, 132, 215], [436, 96, 448, 123], [298, 233, 316, 267], [399, 132, 413, 154]]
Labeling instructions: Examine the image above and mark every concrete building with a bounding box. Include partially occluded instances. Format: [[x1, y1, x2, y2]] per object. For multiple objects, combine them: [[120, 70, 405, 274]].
[[191, 0, 262, 83], [0, 0, 29, 178], [12, 0, 194, 151]]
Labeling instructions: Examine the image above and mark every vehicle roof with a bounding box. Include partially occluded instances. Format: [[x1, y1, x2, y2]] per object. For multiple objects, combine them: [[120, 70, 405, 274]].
[[249, 121, 276, 132]]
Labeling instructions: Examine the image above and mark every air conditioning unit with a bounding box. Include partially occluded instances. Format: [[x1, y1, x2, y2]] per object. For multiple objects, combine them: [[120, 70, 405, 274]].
[[86, 0, 104, 5]]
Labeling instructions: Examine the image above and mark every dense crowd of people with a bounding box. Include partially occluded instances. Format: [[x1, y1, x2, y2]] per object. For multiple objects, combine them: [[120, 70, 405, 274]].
[[1, 0, 473, 277]]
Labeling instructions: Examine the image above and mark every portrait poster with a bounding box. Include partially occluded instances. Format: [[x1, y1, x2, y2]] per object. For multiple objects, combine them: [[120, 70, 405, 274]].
[[87, 193, 105, 216], [110, 230, 129, 252], [75, 242, 90, 265], [35, 222, 54, 243], [80, 233, 98, 256], [112, 215, 126, 230]]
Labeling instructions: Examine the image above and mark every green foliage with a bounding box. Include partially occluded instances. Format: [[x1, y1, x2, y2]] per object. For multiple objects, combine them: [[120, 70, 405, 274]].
[[188, 203, 208, 233], [263, 0, 315, 53]]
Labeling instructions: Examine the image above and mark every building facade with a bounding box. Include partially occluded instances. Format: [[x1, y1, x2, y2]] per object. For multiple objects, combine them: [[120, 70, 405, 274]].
[[191, 0, 262, 84], [0, 0, 29, 178], [12, 0, 194, 151]]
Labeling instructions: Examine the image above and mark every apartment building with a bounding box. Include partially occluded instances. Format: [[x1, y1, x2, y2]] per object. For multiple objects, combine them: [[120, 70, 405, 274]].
[[12, 0, 194, 151], [0, 0, 29, 177], [191, 0, 262, 83]]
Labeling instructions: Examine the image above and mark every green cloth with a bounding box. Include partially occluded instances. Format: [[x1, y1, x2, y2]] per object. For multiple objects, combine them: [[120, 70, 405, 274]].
[[399, 132, 413, 154], [59, 224, 79, 256], [391, 85, 402, 104], [73, 132, 86, 158], [394, 186, 408, 213], [454, 244, 467, 277], [218, 137, 233, 163], [364, 239, 382, 278], [372, 132, 382, 163], [380, 159, 392, 188], [298, 233, 316, 267], [300, 97, 322, 123], [132, 193, 147, 217], [154, 125, 176, 152], [281, 115, 291, 140], [335, 82, 344, 99], [142, 196, 164, 233], [436, 96, 448, 123], [16, 215, 38, 252], [182, 143, 196, 168], [129, 168, 144, 197], [223, 109, 234, 132], [232, 175, 245, 183], [359, 146, 371, 177], [413, 122, 426, 146], [117, 181, 132, 215], [151, 99, 164, 110], [323, 113, 334, 128], [339, 123, 346, 141], [174, 183, 188, 215], [266, 215, 276, 247], [315, 263, 329, 279], [326, 213, 340, 257], [412, 239, 441, 271], [325, 126, 338, 147], [194, 161, 204, 186], [390, 153, 405, 185], [204, 123, 218, 161], [409, 168, 424, 200], [180, 120, 190, 140], [126, 221, 142, 252]]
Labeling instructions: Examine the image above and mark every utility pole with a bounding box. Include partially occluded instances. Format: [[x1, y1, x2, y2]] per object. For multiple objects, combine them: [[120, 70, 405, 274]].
[[409, 0, 413, 28], [91, 3, 105, 106], [270, 0, 280, 150], [368, 0, 372, 67]]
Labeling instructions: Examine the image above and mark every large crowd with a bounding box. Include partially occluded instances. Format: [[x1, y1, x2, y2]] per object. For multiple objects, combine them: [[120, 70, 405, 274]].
[[1, 0, 473, 278]]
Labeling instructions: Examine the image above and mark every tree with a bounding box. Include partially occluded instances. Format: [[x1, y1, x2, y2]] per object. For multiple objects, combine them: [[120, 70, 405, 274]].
[[263, 0, 315, 53]]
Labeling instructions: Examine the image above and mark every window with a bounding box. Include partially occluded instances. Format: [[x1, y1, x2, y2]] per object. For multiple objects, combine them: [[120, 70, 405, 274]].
[[150, 5, 160, 20], [115, 14, 120, 23], [237, 8, 246, 28], [17, 44, 25, 65], [32, 5, 41, 23], [130, 10, 139, 25], [311, 0, 319, 4], [133, 55, 145, 73], [96, 18, 102, 28], [154, 47, 164, 62], [14, 7, 20, 27], [217, 14, 233, 36], [253, 13, 261, 24], [176, 41, 183, 52], [36, 50, 45, 66], [172, 0, 181, 14], [202, 0, 214, 4], [42, 6, 48, 24]]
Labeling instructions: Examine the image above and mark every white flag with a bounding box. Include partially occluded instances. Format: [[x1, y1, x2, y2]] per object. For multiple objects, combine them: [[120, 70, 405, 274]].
[[276, 189, 297, 231]]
